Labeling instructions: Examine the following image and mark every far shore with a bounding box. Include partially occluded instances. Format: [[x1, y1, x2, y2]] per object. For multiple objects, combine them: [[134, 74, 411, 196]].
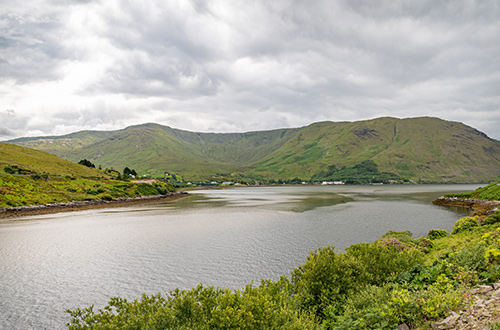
[[0, 191, 189, 219]]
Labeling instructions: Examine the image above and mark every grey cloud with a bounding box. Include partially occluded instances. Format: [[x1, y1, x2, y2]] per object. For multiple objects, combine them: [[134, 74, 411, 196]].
[[0, 0, 499, 141], [0, 9, 68, 83], [0, 126, 15, 136], [0, 109, 30, 140]]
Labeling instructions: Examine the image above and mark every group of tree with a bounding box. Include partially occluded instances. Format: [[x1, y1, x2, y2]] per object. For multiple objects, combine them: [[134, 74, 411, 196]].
[[77, 159, 95, 168], [312, 160, 405, 184], [78, 159, 137, 180]]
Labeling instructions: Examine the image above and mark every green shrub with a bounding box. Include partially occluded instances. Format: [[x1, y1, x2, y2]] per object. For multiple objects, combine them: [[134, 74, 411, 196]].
[[292, 245, 370, 318], [451, 216, 480, 234], [4, 165, 17, 174], [153, 181, 175, 194], [292, 240, 424, 319], [444, 192, 475, 199], [380, 230, 415, 245], [484, 211, 500, 225], [427, 229, 448, 240], [66, 280, 319, 330], [327, 285, 393, 330], [477, 182, 500, 201], [346, 242, 424, 285], [78, 159, 95, 168], [100, 194, 113, 201], [134, 183, 159, 196], [416, 237, 434, 253], [448, 243, 488, 273]]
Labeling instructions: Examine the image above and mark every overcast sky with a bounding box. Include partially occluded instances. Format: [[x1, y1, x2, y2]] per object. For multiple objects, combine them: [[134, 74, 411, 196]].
[[1, 0, 499, 141]]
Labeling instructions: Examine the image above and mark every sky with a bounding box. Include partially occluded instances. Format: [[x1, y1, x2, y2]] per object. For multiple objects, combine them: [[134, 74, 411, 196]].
[[1, 0, 500, 141]]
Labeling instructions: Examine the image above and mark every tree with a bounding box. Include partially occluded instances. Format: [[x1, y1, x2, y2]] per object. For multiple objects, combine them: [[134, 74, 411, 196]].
[[78, 159, 95, 168], [123, 167, 137, 178]]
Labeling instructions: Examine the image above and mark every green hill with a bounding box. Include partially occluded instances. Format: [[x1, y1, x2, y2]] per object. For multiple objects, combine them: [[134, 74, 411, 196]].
[[0, 142, 106, 178], [250, 117, 500, 183], [0, 143, 175, 208], [7, 117, 500, 183]]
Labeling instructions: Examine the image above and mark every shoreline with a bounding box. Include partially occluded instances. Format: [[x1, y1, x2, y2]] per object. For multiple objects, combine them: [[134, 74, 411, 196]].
[[432, 196, 500, 214], [0, 191, 189, 219]]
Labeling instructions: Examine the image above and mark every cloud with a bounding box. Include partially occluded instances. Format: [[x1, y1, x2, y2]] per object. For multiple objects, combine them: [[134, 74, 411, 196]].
[[0, 0, 499, 140]]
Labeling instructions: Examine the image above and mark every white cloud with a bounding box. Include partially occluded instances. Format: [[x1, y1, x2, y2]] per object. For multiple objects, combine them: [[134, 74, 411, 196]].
[[0, 0, 499, 141]]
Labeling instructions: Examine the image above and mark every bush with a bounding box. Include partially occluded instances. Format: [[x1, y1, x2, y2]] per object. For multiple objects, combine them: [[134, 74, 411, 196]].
[[100, 194, 113, 201], [292, 240, 424, 319], [380, 230, 415, 244], [3, 165, 17, 174], [327, 285, 393, 330], [134, 183, 159, 196], [66, 281, 319, 330], [427, 229, 448, 240], [416, 237, 434, 253], [78, 159, 95, 168], [484, 211, 500, 225], [448, 243, 488, 273], [451, 216, 480, 234], [346, 242, 424, 285], [292, 245, 370, 318]]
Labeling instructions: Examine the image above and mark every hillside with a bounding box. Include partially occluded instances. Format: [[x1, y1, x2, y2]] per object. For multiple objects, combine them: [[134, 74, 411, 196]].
[[250, 117, 500, 183], [0, 143, 175, 209], [7, 117, 500, 183], [0, 142, 106, 178]]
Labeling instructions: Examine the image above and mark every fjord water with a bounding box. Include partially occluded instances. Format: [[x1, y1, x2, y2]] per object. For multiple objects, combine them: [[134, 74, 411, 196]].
[[0, 184, 480, 329]]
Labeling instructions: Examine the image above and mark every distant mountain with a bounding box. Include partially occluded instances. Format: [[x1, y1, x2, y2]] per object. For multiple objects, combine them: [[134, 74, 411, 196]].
[[7, 117, 500, 183]]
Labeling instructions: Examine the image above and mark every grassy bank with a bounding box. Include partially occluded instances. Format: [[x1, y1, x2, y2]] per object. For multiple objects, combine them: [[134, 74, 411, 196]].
[[0, 174, 175, 209], [0, 142, 176, 210], [65, 182, 500, 329]]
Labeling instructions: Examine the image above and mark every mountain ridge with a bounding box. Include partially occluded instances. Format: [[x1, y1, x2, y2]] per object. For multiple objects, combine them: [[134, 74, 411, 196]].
[[7, 117, 500, 183]]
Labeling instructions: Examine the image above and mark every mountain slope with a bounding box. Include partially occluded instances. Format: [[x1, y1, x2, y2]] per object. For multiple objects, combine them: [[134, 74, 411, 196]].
[[8, 130, 120, 155], [249, 117, 500, 182], [7, 117, 500, 182], [50, 123, 300, 179]]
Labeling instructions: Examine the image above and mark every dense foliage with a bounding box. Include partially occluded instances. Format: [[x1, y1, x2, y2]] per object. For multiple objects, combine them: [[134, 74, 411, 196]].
[[67, 280, 319, 330], [445, 181, 500, 201], [427, 228, 448, 240], [311, 160, 405, 184], [78, 159, 96, 168]]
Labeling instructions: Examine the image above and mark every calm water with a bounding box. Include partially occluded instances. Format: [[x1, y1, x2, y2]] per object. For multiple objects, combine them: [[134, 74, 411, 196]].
[[0, 184, 481, 329]]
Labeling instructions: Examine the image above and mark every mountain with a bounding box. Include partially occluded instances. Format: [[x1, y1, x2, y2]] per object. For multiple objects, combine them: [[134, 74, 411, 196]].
[[7, 117, 500, 183]]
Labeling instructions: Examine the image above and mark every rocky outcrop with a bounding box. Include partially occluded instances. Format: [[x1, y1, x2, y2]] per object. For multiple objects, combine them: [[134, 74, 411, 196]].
[[433, 197, 500, 214], [429, 282, 500, 330], [0, 192, 188, 218]]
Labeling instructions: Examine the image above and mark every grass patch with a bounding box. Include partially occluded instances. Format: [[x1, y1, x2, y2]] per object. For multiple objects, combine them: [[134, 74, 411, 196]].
[[0, 174, 175, 208]]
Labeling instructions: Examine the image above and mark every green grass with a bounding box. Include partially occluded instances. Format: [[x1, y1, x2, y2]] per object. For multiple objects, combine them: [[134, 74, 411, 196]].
[[0, 142, 175, 208], [0, 142, 106, 178], [445, 181, 500, 200], [0, 174, 175, 208]]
